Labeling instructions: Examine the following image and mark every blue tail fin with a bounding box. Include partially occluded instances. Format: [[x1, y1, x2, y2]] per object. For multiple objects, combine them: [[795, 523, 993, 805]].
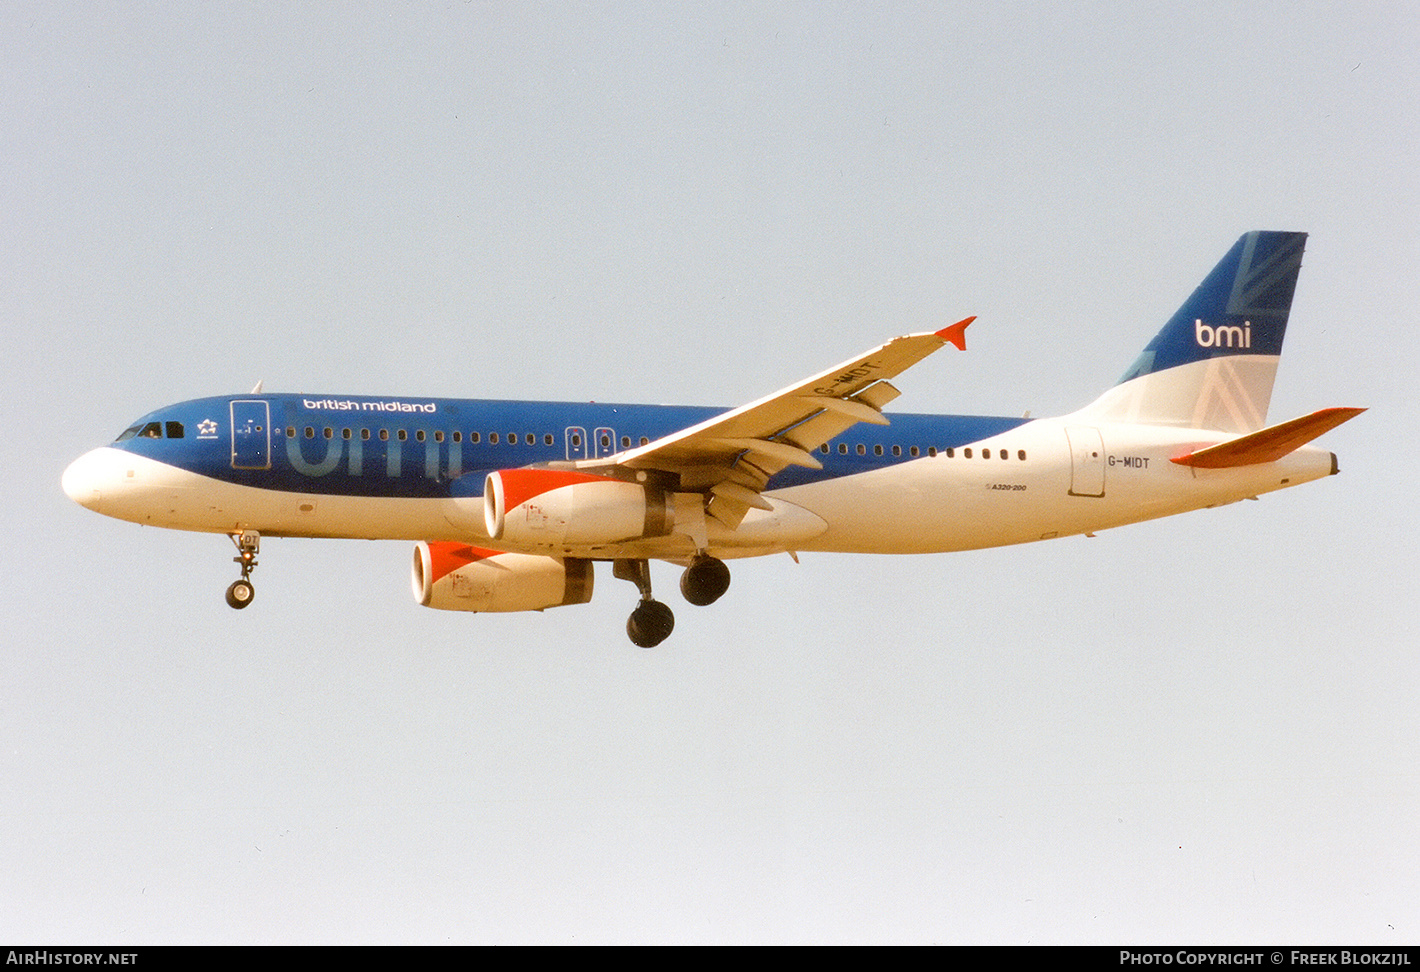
[[1079, 232, 1307, 432]]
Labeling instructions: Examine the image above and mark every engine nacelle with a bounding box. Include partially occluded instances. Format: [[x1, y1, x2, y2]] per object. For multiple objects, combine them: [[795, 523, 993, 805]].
[[484, 468, 672, 548], [412, 541, 593, 613]]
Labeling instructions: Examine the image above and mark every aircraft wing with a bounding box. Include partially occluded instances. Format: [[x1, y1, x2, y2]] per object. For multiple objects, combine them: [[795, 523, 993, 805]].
[[576, 318, 973, 527]]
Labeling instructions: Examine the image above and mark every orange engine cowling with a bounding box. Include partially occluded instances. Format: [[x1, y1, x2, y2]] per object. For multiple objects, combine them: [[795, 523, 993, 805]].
[[483, 468, 672, 548], [412, 541, 593, 613]]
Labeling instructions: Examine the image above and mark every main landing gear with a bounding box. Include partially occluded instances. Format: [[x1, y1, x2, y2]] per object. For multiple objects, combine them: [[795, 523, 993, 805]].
[[680, 554, 731, 607], [225, 530, 260, 609], [614, 555, 731, 647], [614, 559, 673, 648]]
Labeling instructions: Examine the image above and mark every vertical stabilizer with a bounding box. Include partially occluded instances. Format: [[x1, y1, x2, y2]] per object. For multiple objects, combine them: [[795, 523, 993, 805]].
[[1075, 231, 1307, 432]]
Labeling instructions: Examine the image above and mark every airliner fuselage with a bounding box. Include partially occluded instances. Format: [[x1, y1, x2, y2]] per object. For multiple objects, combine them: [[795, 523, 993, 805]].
[[64, 395, 1336, 557], [62, 232, 1361, 645]]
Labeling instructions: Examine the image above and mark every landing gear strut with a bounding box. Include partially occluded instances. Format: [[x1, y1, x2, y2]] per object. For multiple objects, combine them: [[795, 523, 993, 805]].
[[614, 558, 674, 648], [225, 530, 260, 609]]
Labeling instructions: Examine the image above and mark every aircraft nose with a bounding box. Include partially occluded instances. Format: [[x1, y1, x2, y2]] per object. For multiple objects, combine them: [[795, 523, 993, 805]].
[[62, 447, 122, 511]]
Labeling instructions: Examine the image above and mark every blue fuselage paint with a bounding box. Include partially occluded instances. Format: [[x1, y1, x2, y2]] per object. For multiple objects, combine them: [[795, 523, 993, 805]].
[[109, 394, 1031, 498]]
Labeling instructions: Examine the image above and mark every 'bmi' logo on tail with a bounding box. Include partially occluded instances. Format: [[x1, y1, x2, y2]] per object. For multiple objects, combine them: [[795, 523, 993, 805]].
[[1074, 231, 1307, 433], [1195, 319, 1252, 349]]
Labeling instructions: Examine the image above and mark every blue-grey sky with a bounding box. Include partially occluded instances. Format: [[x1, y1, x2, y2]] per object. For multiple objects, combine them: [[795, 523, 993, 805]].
[[3, 2, 1415, 944]]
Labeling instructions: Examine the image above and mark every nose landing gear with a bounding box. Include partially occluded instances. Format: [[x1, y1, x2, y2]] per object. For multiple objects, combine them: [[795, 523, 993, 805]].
[[225, 530, 260, 609]]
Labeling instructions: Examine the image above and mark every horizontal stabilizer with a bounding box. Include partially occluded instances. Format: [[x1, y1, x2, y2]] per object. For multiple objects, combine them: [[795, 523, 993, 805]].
[[1170, 407, 1365, 469]]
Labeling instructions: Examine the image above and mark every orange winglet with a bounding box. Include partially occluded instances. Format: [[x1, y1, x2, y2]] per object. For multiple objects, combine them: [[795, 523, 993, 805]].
[[1171, 407, 1366, 469], [935, 316, 975, 351]]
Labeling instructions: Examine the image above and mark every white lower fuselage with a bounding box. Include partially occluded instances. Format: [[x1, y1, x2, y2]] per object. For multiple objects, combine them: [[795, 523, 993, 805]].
[[63, 416, 1336, 562]]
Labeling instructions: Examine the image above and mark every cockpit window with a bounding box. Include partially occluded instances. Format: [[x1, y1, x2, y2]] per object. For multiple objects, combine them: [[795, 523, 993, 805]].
[[114, 421, 184, 442]]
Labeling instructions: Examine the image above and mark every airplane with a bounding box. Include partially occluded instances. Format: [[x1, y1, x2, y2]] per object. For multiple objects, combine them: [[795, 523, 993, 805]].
[[63, 231, 1363, 646]]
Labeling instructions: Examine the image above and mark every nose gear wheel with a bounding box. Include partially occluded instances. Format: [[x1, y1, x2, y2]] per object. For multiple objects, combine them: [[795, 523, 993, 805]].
[[226, 531, 260, 610]]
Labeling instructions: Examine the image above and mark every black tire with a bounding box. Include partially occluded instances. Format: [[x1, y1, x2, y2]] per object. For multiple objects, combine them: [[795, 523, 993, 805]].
[[626, 599, 675, 648], [680, 556, 731, 606], [225, 579, 255, 609]]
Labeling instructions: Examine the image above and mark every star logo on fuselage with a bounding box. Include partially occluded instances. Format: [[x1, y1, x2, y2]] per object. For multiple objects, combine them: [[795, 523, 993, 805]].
[[197, 419, 219, 439]]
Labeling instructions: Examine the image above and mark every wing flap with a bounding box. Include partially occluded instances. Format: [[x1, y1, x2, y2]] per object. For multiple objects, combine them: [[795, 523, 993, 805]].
[[703, 436, 824, 471], [852, 380, 902, 411], [800, 395, 893, 425], [1171, 407, 1365, 469], [711, 479, 775, 514]]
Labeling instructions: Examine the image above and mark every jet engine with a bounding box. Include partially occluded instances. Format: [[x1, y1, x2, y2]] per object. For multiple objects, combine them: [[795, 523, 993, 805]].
[[484, 468, 673, 548], [412, 541, 593, 613]]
